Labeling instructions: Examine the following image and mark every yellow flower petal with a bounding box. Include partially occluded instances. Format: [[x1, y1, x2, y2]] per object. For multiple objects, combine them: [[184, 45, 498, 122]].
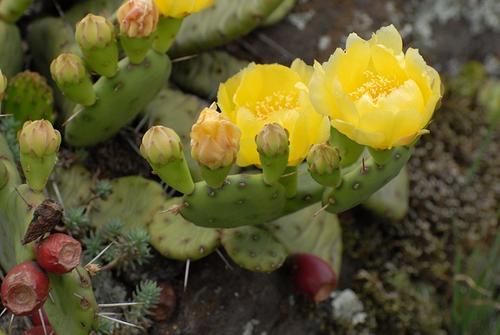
[[291, 58, 313, 84], [371, 24, 403, 55], [309, 61, 338, 117]]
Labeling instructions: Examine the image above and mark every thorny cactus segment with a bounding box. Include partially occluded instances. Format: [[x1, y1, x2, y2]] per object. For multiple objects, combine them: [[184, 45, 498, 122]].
[[0, 20, 23, 78], [181, 174, 287, 228], [323, 146, 412, 214], [149, 198, 219, 261], [170, 0, 284, 57], [266, 203, 342, 274], [221, 226, 287, 272], [0, 0, 32, 23], [1, 261, 49, 316], [18, 120, 61, 192], [65, 51, 171, 147], [76, 14, 119, 77], [44, 268, 98, 335], [49, 165, 94, 210], [89, 176, 165, 230], [3, 71, 55, 124]]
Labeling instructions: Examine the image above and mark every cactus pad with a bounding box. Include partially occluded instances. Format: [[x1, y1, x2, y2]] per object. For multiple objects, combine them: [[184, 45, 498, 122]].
[[171, 51, 248, 99], [181, 174, 287, 228], [89, 176, 165, 230], [0, 20, 23, 78], [170, 0, 284, 57], [65, 51, 172, 147], [221, 226, 287, 272], [267, 203, 342, 274], [363, 166, 409, 221], [44, 267, 98, 335], [49, 165, 94, 210], [149, 198, 219, 261]]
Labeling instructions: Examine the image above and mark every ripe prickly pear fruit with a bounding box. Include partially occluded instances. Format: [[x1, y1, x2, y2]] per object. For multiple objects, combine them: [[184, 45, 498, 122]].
[[291, 253, 337, 303], [36, 233, 82, 274], [24, 325, 55, 335], [1, 261, 50, 316]]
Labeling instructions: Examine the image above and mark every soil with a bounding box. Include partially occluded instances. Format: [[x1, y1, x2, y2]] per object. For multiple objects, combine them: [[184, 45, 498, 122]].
[[2, 0, 499, 334]]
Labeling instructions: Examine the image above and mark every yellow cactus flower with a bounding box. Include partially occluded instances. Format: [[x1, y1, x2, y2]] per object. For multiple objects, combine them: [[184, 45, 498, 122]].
[[154, 0, 214, 18], [218, 61, 330, 167], [190, 106, 241, 170], [309, 25, 442, 149]]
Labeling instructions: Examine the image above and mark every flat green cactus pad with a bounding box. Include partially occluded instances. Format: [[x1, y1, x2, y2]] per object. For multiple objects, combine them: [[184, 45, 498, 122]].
[[90, 176, 165, 230], [49, 165, 94, 210], [266, 203, 342, 274], [65, 0, 122, 25], [0, 20, 23, 78], [65, 51, 172, 147], [262, 0, 297, 26], [44, 267, 98, 335], [149, 198, 220, 261], [221, 226, 287, 272], [171, 51, 248, 99], [170, 0, 284, 57], [363, 166, 409, 221], [181, 174, 287, 228], [283, 164, 324, 215]]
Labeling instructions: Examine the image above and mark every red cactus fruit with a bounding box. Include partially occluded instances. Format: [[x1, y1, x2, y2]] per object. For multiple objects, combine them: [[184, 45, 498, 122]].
[[291, 253, 337, 303], [31, 308, 49, 326], [36, 233, 82, 274], [1, 261, 50, 316], [24, 325, 54, 335]]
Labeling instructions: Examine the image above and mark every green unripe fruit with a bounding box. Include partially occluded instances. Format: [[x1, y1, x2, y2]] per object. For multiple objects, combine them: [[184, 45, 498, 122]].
[[256, 123, 289, 185], [50, 53, 95, 106], [307, 143, 341, 187], [140, 126, 183, 165]]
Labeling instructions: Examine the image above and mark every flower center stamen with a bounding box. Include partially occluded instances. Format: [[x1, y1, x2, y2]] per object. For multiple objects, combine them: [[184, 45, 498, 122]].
[[350, 71, 399, 101], [249, 91, 299, 119]]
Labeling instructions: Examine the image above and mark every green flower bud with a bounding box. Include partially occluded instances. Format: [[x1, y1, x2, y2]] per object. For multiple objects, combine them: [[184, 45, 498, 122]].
[[256, 123, 289, 157], [18, 120, 61, 158], [76, 14, 115, 49], [308, 144, 341, 175], [50, 53, 95, 106], [307, 144, 341, 187], [0, 70, 6, 100], [140, 126, 183, 165]]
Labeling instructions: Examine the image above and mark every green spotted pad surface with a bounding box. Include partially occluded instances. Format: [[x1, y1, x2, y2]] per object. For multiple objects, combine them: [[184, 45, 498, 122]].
[[266, 203, 342, 274], [49, 165, 94, 209], [149, 198, 220, 261], [221, 226, 287, 272], [90, 176, 165, 230]]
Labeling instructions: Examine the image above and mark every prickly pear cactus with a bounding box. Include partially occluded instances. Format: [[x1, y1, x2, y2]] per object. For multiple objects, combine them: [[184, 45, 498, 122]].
[[65, 0, 123, 25], [221, 226, 287, 272], [2, 71, 55, 124], [0, 20, 23, 77], [0, 0, 32, 23], [262, 0, 297, 26], [363, 167, 409, 221], [171, 51, 248, 99], [89, 176, 165, 230], [65, 52, 172, 147], [266, 203, 342, 274], [149, 198, 220, 261], [49, 164, 94, 210], [44, 268, 98, 335], [170, 0, 284, 57]]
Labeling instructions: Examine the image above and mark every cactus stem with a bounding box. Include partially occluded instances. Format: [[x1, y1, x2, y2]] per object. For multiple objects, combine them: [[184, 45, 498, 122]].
[[15, 186, 33, 209], [183, 259, 191, 292], [98, 313, 143, 329], [38, 309, 48, 335], [215, 249, 233, 270], [84, 242, 114, 267]]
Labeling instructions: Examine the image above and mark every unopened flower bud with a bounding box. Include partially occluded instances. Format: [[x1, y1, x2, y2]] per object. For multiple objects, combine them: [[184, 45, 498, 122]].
[[140, 126, 183, 165], [19, 120, 61, 158], [191, 107, 241, 170], [0, 69, 6, 100], [307, 144, 341, 187], [76, 14, 115, 49], [117, 0, 159, 38], [256, 123, 289, 157], [50, 53, 95, 105]]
